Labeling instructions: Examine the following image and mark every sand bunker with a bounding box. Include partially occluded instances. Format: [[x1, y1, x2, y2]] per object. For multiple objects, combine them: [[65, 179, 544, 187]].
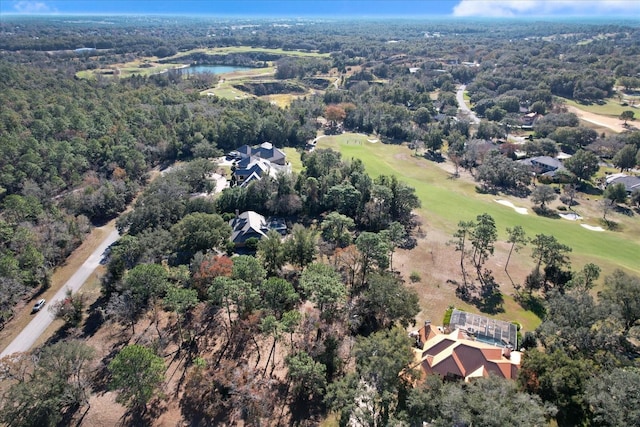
[[367, 138, 379, 143], [495, 199, 528, 215], [559, 212, 582, 221], [581, 224, 604, 232]]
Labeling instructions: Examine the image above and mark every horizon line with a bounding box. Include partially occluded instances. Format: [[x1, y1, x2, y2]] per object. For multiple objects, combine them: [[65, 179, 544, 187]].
[[1, 12, 639, 21]]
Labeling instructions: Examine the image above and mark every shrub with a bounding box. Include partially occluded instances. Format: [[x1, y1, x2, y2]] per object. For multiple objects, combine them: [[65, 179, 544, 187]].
[[409, 271, 421, 283], [244, 237, 259, 251], [521, 331, 537, 350], [443, 306, 454, 327]]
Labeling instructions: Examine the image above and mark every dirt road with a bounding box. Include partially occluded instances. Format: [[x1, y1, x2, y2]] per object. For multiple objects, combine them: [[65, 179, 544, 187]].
[[0, 227, 119, 358], [566, 105, 626, 133]]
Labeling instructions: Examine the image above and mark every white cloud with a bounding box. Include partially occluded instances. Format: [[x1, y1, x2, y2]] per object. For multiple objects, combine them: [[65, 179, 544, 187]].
[[452, 0, 640, 17], [13, 1, 56, 14]]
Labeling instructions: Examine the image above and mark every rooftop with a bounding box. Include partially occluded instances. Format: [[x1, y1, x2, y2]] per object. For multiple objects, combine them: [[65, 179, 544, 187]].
[[417, 323, 521, 382]]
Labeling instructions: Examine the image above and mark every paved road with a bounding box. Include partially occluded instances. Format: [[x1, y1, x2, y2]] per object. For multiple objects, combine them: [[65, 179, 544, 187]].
[[456, 84, 480, 124], [0, 228, 119, 358]]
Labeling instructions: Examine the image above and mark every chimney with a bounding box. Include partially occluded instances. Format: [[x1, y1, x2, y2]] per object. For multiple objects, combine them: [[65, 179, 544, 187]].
[[502, 345, 513, 359]]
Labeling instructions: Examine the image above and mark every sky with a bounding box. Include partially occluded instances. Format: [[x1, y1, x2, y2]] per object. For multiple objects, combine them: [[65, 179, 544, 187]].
[[1, 0, 639, 18]]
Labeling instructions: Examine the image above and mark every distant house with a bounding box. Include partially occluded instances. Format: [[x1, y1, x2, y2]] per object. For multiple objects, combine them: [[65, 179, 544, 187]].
[[606, 173, 640, 194], [520, 112, 542, 128], [415, 322, 521, 382], [519, 156, 565, 177], [230, 142, 288, 186], [229, 211, 269, 246]]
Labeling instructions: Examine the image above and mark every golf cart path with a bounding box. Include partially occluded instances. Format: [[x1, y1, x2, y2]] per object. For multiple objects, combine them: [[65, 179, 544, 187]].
[[0, 227, 119, 358]]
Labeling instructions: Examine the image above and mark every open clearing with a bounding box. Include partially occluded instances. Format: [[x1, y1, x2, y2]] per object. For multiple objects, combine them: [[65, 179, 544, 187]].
[[77, 46, 327, 80], [565, 103, 633, 133], [563, 96, 639, 118], [316, 133, 640, 328], [167, 46, 330, 61], [76, 59, 187, 79]]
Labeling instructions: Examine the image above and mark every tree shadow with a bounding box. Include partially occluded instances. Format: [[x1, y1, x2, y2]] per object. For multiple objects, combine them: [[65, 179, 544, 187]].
[[615, 205, 635, 217], [474, 185, 496, 195], [472, 274, 505, 315], [517, 294, 546, 319], [447, 172, 460, 180], [600, 218, 620, 231], [532, 206, 560, 219], [472, 292, 505, 315], [288, 391, 326, 426], [119, 399, 167, 427], [423, 151, 445, 163], [42, 322, 81, 348], [578, 182, 602, 196], [82, 295, 108, 337], [451, 275, 504, 315]]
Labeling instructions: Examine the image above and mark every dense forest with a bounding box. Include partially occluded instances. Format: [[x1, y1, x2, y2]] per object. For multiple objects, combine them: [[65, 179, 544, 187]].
[[1, 15, 640, 427]]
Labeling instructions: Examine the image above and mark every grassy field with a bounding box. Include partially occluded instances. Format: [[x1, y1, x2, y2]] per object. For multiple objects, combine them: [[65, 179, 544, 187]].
[[168, 46, 330, 61], [78, 46, 326, 80], [283, 147, 303, 172], [563, 97, 639, 118], [199, 67, 275, 99], [261, 91, 318, 108], [76, 58, 187, 79], [317, 133, 640, 277]]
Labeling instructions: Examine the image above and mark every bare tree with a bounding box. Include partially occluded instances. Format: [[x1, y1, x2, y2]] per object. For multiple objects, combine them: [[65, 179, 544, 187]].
[[505, 226, 528, 288]]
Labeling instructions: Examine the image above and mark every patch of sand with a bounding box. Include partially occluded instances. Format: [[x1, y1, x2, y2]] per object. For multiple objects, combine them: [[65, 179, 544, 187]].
[[559, 212, 582, 221], [367, 138, 379, 143], [495, 199, 529, 215], [581, 224, 605, 231], [566, 105, 627, 133]]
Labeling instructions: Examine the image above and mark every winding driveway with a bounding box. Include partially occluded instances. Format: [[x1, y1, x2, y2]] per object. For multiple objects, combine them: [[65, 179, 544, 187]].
[[0, 227, 119, 358]]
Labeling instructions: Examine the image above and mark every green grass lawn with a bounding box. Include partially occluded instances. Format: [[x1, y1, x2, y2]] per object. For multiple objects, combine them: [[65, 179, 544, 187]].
[[76, 62, 186, 79], [199, 67, 276, 99], [317, 133, 640, 277], [168, 46, 330, 61], [283, 147, 303, 173], [563, 97, 638, 118]]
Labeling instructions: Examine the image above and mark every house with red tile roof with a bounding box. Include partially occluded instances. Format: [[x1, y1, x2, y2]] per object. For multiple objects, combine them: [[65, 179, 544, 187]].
[[415, 323, 521, 382]]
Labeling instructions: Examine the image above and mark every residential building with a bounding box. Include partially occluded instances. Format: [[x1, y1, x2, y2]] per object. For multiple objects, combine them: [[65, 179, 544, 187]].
[[520, 112, 542, 128], [606, 173, 640, 194], [229, 142, 288, 186], [229, 211, 269, 246], [233, 157, 272, 187], [234, 142, 286, 165], [519, 155, 565, 177], [415, 322, 521, 382]]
